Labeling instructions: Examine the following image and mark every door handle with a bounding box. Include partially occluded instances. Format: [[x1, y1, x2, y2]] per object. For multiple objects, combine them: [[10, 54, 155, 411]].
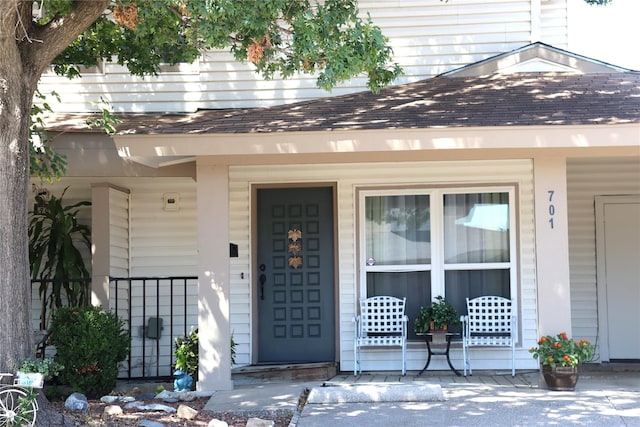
[[259, 274, 267, 300]]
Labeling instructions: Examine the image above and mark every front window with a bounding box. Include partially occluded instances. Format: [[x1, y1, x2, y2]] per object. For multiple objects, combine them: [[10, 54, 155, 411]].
[[364, 194, 431, 339], [365, 194, 431, 265], [442, 192, 512, 317], [361, 188, 516, 340]]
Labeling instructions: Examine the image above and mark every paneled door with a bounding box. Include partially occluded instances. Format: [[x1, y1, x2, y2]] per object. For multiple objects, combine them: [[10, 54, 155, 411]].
[[596, 196, 640, 361], [257, 187, 335, 362]]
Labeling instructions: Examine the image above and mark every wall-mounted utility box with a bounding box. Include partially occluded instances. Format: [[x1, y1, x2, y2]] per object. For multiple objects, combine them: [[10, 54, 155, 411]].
[[146, 317, 163, 340], [230, 243, 238, 257]]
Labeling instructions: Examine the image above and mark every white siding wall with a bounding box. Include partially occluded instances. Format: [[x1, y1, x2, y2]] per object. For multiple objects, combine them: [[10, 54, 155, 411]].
[[122, 178, 198, 377], [229, 159, 538, 372], [36, 0, 567, 113], [540, 0, 568, 46], [567, 157, 640, 361]]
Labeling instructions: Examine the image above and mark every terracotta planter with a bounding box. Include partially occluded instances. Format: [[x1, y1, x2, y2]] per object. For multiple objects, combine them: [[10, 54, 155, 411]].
[[429, 322, 448, 332], [542, 365, 579, 391]]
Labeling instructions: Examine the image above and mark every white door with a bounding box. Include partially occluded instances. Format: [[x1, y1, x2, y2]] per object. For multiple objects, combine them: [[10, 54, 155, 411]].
[[596, 196, 640, 361]]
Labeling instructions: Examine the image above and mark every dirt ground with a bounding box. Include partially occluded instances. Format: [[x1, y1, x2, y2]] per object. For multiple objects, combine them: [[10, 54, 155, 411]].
[[50, 396, 294, 426]]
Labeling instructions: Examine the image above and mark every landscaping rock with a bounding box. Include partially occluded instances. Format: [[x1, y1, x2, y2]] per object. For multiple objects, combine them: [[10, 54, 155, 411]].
[[65, 392, 88, 411], [155, 390, 177, 399], [103, 405, 123, 416], [124, 401, 177, 413], [176, 404, 198, 420], [138, 420, 165, 427], [100, 395, 121, 404], [207, 419, 229, 427], [156, 389, 200, 401], [246, 418, 275, 427], [179, 391, 196, 402], [100, 395, 135, 404]]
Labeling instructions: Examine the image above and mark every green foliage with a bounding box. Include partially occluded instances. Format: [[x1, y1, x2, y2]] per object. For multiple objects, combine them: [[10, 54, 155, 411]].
[[85, 97, 122, 135], [175, 328, 199, 383], [15, 388, 39, 425], [414, 305, 432, 334], [231, 332, 237, 366], [30, 91, 120, 182], [50, 306, 130, 398], [30, 90, 67, 182], [19, 358, 64, 378], [530, 332, 595, 368], [414, 296, 460, 332], [29, 187, 91, 330], [50, 0, 402, 93]]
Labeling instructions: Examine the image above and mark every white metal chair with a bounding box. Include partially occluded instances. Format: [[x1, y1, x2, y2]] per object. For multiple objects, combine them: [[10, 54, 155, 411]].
[[461, 295, 517, 376], [354, 296, 408, 376]]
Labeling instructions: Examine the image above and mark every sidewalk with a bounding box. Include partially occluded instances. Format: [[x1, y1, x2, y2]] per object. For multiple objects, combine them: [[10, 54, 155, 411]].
[[205, 365, 640, 426]]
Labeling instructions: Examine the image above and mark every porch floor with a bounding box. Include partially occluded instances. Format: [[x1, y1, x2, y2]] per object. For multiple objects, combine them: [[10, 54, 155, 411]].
[[231, 362, 640, 388]]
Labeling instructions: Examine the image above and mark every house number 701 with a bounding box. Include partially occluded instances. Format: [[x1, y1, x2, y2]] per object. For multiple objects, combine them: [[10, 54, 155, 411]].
[[548, 190, 555, 229]]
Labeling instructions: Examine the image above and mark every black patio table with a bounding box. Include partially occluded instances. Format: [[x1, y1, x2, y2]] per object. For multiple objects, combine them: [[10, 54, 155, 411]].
[[417, 332, 461, 376]]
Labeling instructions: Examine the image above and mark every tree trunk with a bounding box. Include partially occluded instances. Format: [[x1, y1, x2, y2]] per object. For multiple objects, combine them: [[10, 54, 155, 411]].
[[0, 7, 35, 374], [0, 0, 111, 375], [35, 392, 76, 427], [1, 1, 109, 423]]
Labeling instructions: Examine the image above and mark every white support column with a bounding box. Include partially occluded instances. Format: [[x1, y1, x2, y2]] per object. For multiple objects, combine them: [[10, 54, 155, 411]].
[[196, 161, 233, 391], [91, 183, 131, 311], [91, 183, 112, 310], [533, 156, 572, 337]]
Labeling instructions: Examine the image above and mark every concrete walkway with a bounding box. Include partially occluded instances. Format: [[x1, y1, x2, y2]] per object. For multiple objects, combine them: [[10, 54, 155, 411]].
[[204, 365, 640, 426]]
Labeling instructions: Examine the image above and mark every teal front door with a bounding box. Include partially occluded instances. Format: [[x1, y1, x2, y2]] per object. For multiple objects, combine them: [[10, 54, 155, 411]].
[[257, 187, 335, 363]]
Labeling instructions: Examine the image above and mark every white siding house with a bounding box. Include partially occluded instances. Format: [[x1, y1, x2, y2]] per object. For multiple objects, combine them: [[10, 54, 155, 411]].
[[36, 0, 640, 391], [37, 0, 571, 113]]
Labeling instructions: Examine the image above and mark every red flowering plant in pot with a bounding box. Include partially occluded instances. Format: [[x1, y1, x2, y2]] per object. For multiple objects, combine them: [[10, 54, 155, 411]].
[[529, 332, 595, 391]]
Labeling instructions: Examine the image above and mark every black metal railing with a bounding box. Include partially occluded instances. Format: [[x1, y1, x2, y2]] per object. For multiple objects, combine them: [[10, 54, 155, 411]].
[[31, 276, 198, 381], [110, 276, 198, 380]]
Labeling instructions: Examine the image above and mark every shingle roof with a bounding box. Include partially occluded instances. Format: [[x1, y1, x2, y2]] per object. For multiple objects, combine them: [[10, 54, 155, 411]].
[[46, 72, 640, 135]]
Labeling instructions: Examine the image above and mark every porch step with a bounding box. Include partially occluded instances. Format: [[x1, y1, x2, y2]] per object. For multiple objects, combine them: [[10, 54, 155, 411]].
[[232, 362, 337, 383]]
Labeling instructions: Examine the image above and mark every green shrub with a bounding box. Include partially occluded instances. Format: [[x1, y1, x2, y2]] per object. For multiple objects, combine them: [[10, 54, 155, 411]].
[[175, 328, 199, 383], [50, 306, 129, 397]]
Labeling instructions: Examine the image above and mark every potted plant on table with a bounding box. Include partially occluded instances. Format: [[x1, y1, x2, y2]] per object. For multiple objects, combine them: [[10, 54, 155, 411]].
[[414, 295, 460, 334], [529, 332, 595, 391]]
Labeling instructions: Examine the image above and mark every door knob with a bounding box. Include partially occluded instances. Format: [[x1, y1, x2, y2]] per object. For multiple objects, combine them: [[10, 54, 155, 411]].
[[259, 274, 267, 300]]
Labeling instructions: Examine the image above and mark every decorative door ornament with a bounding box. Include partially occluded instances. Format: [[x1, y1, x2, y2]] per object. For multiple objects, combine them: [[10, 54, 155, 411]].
[[288, 228, 302, 269]]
